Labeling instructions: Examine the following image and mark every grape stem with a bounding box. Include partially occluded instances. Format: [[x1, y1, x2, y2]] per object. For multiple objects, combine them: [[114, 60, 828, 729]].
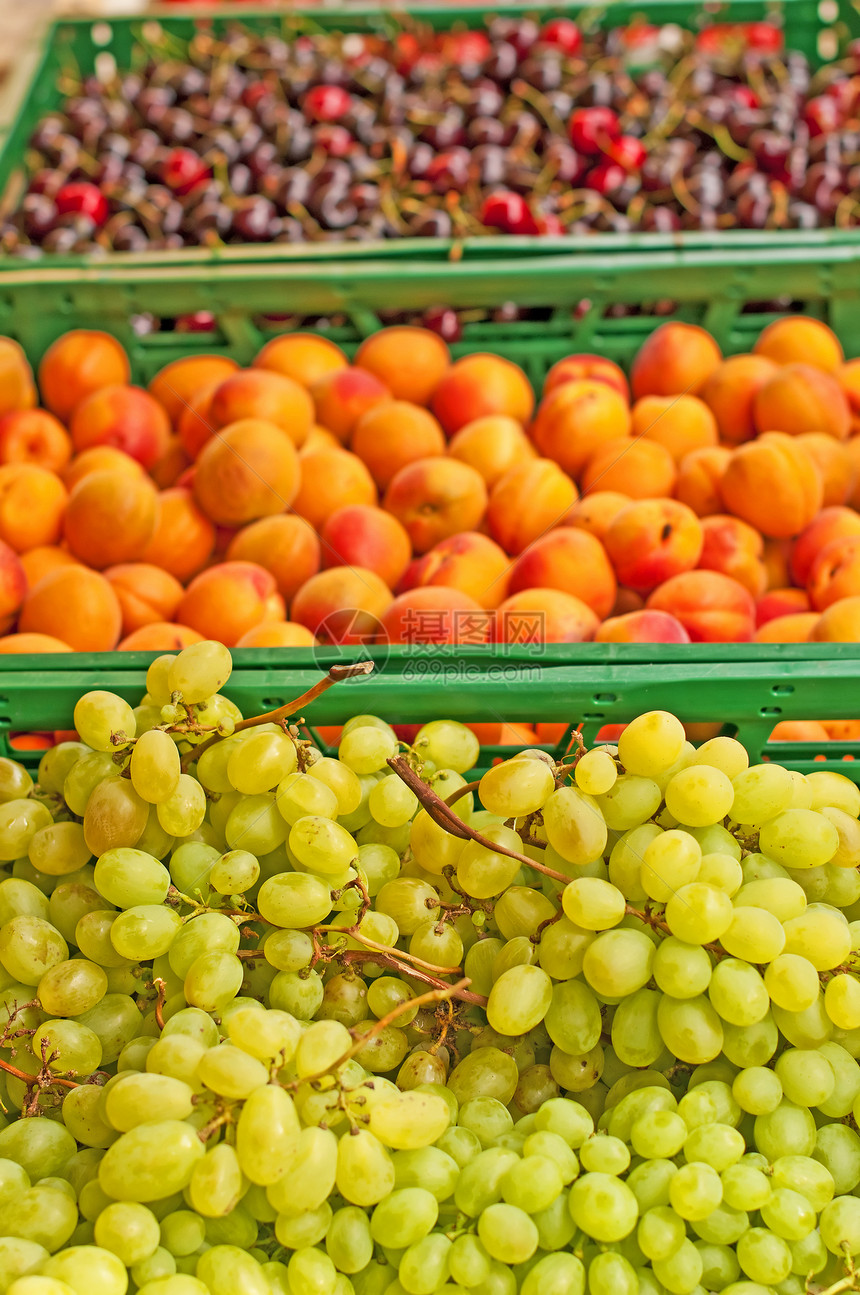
[[0, 1054, 79, 1092], [326, 948, 487, 1006], [387, 755, 570, 885], [153, 978, 167, 1030]]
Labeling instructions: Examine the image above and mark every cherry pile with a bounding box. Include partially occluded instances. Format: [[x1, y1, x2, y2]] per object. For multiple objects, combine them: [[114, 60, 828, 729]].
[[6, 16, 860, 255]]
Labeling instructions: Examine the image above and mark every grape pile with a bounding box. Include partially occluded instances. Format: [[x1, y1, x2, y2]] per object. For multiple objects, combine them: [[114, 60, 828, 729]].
[[0, 644, 859, 1295]]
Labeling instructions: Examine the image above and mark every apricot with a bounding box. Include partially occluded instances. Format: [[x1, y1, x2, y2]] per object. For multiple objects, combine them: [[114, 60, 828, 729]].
[[292, 448, 377, 532], [469, 722, 540, 746], [254, 334, 348, 388], [490, 588, 599, 644], [21, 546, 79, 588], [64, 469, 159, 569], [753, 363, 850, 440], [596, 609, 691, 643], [432, 354, 534, 436], [140, 487, 216, 583], [769, 720, 830, 741], [604, 499, 703, 594], [808, 536, 860, 610], [401, 532, 511, 610], [790, 506, 860, 587], [487, 459, 578, 556], [291, 567, 393, 644], [236, 621, 317, 648], [118, 623, 204, 651], [150, 435, 191, 490], [756, 588, 811, 627], [763, 537, 792, 590], [312, 368, 391, 443], [211, 369, 315, 448], [532, 380, 632, 479], [611, 587, 646, 617], [837, 359, 860, 434], [700, 354, 777, 445], [674, 446, 731, 517], [0, 338, 37, 415], [565, 491, 631, 541], [754, 316, 843, 372], [0, 465, 67, 553], [351, 402, 446, 489], [176, 383, 219, 460], [193, 419, 300, 527], [582, 437, 677, 498], [227, 513, 321, 602], [630, 322, 721, 399], [147, 354, 239, 426], [19, 566, 121, 651], [0, 409, 71, 473], [38, 330, 130, 421], [0, 633, 70, 653], [506, 527, 616, 618], [104, 563, 185, 635], [795, 432, 856, 506], [448, 415, 534, 488], [543, 353, 628, 400], [384, 458, 487, 553], [646, 570, 756, 642], [632, 394, 718, 463], [698, 514, 767, 598], [300, 426, 340, 455], [822, 720, 860, 739], [321, 505, 412, 590], [70, 384, 171, 469], [810, 596, 860, 641], [177, 561, 279, 646], [754, 613, 819, 643], [720, 433, 823, 538], [354, 327, 451, 405], [380, 587, 486, 645], [62, 445, 144, 491], [847, 438, 860, 510]]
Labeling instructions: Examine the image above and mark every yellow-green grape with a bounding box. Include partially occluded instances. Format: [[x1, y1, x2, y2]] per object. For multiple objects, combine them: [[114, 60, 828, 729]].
[[236, 1084, 300, 1186], [83, 779, 148, 857], [486, 965, 553, 1037], [653, 937, 713, 999], [758, 809, 839, 870], [228, 1006, 300, 1064], [0, 757, 33, 804], [276, 772, 338, 825], [368, 776, 418, 828], [145, 655, 176, 707], [33, 1019, 102, 1075], [657, 995, 723, 1065], [0, 799, 53, 862], [720, 906, 786, 963], [37, 959, 107, 1017], [689, 736, 749, 779], [338, 726, 397, 775], [825, 973, 860, 1029], [414, 720, 479, 775], [608, 824, 660, 902], [258, 872, 332, 928], [209, 850, 259, 895], [28, 823, 90, 877], [93, 848, 169, 910], [782, 905, 850, 970], [617, 710, 686, 777], [733, 877, 807, 921], [289, 816, 357, 876], [62, 752, 115, 816], [595, 775, 662, 831], [821, 806, 860, 868], [696, 851, 743, 895], [574, 748, 617, 796], [375, 877, 440, 934], [479, 758, 554, 818], [730, 763, 795, 826], [227, 731, 296, 795], [562, 877, 625, 930], [306, 757, 362, 815], [129, 730, 182, 805], [665, 765, 734, 827], [708, 958, 770, 1026], [226, 793, 288, 855], [641, 830, 701, 903], [155, 775, 206, 838], [0, 915, 68, 984], [582, 929, 655, 997], [167, 641, 232, 705], [38, 741, 86, 797], [542, 786, 607, 865], [665, 883, 733, 944], [184, 951, 243, 1012], [110, 905, 182, 961], [806, 770, 860, 816], [456, 826, 523, 900], [74, 691, 136, 753], [409, 809, 465, 876]]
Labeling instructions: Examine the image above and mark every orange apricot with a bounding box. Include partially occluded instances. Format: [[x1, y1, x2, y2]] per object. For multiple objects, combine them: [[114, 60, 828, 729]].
[[810, 596, 860, 641], [149, 435, 191, 490], [448, 415, 534, 488], [720, 433, 823, 538], [698, 514, 767, 598], [431, 354, 534, 436], [0, 465, 68, 553], [0, 633, 70, 653], [235, 621, 317, 648], [292, 448, 377, 532], [646, 570, 756, 642], [754, 316, 843, 372], [70, 384, 171, 469], [351, 402, 446, 489], [311, 368, 392, 443], [384, 458, 487, 553], [543, 353, 629, 401], [0, 338, 37, 415], [380, 587, 486, 645], [227, 514, 321, 603], [837, 359, 860, 434], [19, 566, 122, 651], [118, 623, 204, 651], [354, 327, 451, 406], [176, 382, 219, 459], [20, 546, 79, 588], [291, 567, 393, 644], [0, 409, 71, 473], [631, 322, 721, 399], [148, 354, 239, 426], [490, 588, 599, 643], [38, 330, 130, 421], [320, 505, 412, 590], [631, 394, 718, 463], [63, 469, 159, 569], [565, 491, 632, 541], [209, 370, 314, 447], [674, 446, 731, 517], [176, 561, 280, 646], [487, 459, 578, 556], [753, 363, 851, 440], [756, 587, 811, 627], [140, 487, 216, 583], [401, 532, 511, 610], [700, 354, 777, 445], [769, 720, 831, 741], [795, 432, 857, 507], [808, 536, 860, 611], [506, 527, 616, 619], [299, 426, 340, 455], [790, 506, 860, 587], [104, 563, 185, 635], [532, 380, 632, 479], [62, 445, 144, 491], [582, 437, 677, 499], [754, 613, 819, 643], [193, 419, 300, 527], [604, 499, 703, 594], [595, 610, 691, 643], [253, 333, 348, 389]]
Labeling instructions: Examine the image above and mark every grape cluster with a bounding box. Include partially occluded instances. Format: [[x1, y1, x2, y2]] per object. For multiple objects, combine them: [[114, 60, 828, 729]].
[[0, 645, 858, 1295]]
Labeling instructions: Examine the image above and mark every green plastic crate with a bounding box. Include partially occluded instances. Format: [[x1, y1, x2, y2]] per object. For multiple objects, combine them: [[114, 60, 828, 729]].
[[2, 0, 860, 276], [2, 643, 860, 781]]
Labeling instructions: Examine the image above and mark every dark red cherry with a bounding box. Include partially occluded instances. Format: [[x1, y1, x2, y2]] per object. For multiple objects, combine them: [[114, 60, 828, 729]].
[[55, 181, 108, 227], [540, 18, 582, 54], [161, 148, 211, 196], [569, 107, 621, 155], [607, 135, 647, 171], [479, 190, 539, 234]]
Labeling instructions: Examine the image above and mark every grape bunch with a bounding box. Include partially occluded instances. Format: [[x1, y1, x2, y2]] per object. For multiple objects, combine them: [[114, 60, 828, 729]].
[[0, 644, 859, 1295]]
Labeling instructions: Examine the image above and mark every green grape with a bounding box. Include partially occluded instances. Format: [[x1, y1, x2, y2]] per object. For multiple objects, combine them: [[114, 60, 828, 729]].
[[40, 1245, 129, 1295], [537, 916, 594, 981], [820, 805, 860, 869], [0, 877, 50, 923], [263, 928, 314, 972], [37, 958, 106, 1018], [169, 842, 218, 897], [754, 1100, 817, 1161], [733, 877, 807, 922], [574, 747, 618, 798], [159, 1209, 205, 1258], [641, 830, 701, 903], [109, 904, 181, 960], [561, 877, 625, 930], [28, 823, 90, 878], [763, 953, 819, 1012], [74, 691, 136, 753], [665, 882, 733, 944], [156, 774, 206, 838], [409, 810, 465, 876], [368, 777, 418, 829], [168, 912, 240, 978], [475, 1202, 539, 1265], [630, 1110, 687, 1160], [494, 887, 556, 941], [184, 951, 243, 1012], [0, 915, 67, 985], [338, 726, 397, 776], [774, 1047, 835, 1107], [336, 1129, 394, 1207], [760, 1187, 816, 1240], [167, 641, 232, 705], [188, 1143, 244, 1219], [2, 1183, 78, 1252], [759, 809, 839, 870], [658, 995, 723, 1065], [582, 929, 655, 997], [479, 759, 554, 818], [608, 824, 659, 902], [611, 987, 663, 1067], [413, 720, 478, 774], [730, 763, 794, 825], [368, 1187, 438, 1249], [486, 965, 552, 1036], [782, 904, 851, 970], [93, 847, 170, 910], [669, 1162, 722, 1220], [815, 1123, 860, 1194], [708, 958, 769, 1026], [770, 1155, 834, 1212], [595, 775, 662, 832], [720, 907, 785, 962], [732, 1066, 782, 1116], [130, 730, 181, 804], [788, 1229, 828, 1278], [32, 1018, 101, 1075], [207, 849, 258, 896], [683, 1122, 744, 1172], [456, 827, 524, 901], [690, 736, 749, 780], [696, 851, 743, 894], [307, 757, 362, 815], [617, 711, 685, 777], [806, 769, 860, 815], [376, 878, 440, 935], [83, 779, 148, 856], [542, 978, 601, 1056], [197, 1245, 269, 1295], [227, 730, 297, 794], [38, 742, 86, 797], [519, 1252, 584, 1295], [665, 765, 734, 827], [637, 1205, 685, 1261], [268, 968, 324, 1019], [652, 1236, 703, 1294], [93, 1201, 160, 1266], [131, 1245, 177, 1286], [290, 816, 357, 875], [98, 1120, 204, 1201], [258, 871, 332, 928], [569, 1172, 638, 1242], [720, 1164, 772, 1214], [588, 1250, 638, 1295], [63, 752, 116, 817], [652, 938, 712, 998], [103, 1073, 194, 1132], [579, 1135, 629, 1176]]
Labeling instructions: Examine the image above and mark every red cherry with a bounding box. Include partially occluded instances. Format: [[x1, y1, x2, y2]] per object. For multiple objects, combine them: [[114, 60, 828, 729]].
[[607, 135, 647, 171], [695, 24, 738, 54], [539, 214, 565, 235], [825, 78, 860, 115], [730, 85, 760, 110], [804, 95, 843, 138], [479, 190, 540, 235], [440, 30, 491, 65], [175, 311, 217, 333], [569, 107, 621, 155], [303, 85, 352, 123], [314, 124, 353, 156], [423, 307, 462, 342], [161, 148, 211, 195], [540, 18, 582, 54], [55, 181, 108, 227], [744, 21, 783, 51], [394, 33, 422, 72], [242, 82, 270, 111], [585, 160, 628, 197]]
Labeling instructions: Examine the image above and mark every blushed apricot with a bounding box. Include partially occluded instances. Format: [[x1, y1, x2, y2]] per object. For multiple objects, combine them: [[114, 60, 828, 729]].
[[604, 499, 703, 594], [380, 587, 486, 644], [808, 536, 860, 610], [631, 322, 721, 399], [62, 445, 144, 491], [292, 448, 377, 532], [582, 437, 677, 499], [790, 506, 860, 587], [236, 621, 317, 648], [38, 330, 130, 421], [837, 359, 860, 434], [565, 491, 631, 541], [763, 537, 792, 590], [632, 395, 718, 463], [19, 566, 121, 651], [769, 720, 830, 741], [700, 354, 777, 445], [0, 465, 67, 553], [847, 437, 860, 509], [611, 587, 646, 617], [177, 382, 219, 459], [193, 419, 300, 527], [227, 514, 321, 602], [720, 433, 823, 538], [312, 368, 391, 443], [20, 546, 79, 588], [0, 633, 70, 653], [490, 588, 599, 643], [755, 613, 819, 643], [148, 355, 239, 426], [0, 541, 27, 634], [532, 380, 632, 479], [401, 532, 511, 610], [351, 402, 446, 489], [647, 570, 756, 642], [104, 564, 185, 636], [753, 363, 850, 440], [674, 446, 731, 517], [177, 561, 279, 646], [320, 505, 411, 590], [209, 369, 314, 448], [0, 338, 37, 415], [0, 410, 71, 473], [291, 567, 393, 644], [70, 384, 171, 469], [487, 459, 578, 556], [506, 527, 616, 618], [431, 354, 534, 436], [756, 587, 811, 627], [355, 327, 451, 406], [754, 316, 843, 372], [698, 514, 767, 598], [795, 432, 856, 506], [300, 426, 340, 455], [543, 353, 628, 400], [595, 609, 691, 643], [448, 415, 534, 488], [64, 469, 159, 569], [384, 458, 487, 553], [150, 435, 191, 490], [810, 596, 860, 641], [140, 487, 216, 583], [254, 333, 348, 389], [119, 623, 204, 651]]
